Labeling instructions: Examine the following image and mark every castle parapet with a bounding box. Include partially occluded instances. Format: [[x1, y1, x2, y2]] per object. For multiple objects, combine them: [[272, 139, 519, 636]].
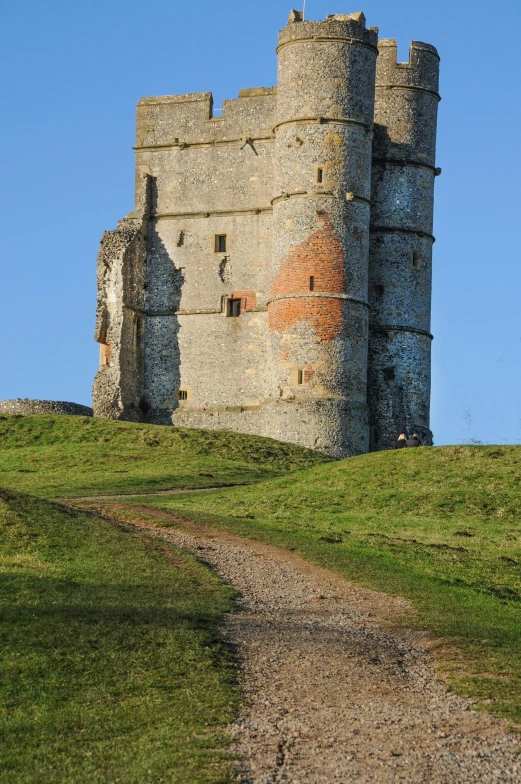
[[278, 13, 378, 50], [136, 89, 276, 149], [376, 39, 440, 97]]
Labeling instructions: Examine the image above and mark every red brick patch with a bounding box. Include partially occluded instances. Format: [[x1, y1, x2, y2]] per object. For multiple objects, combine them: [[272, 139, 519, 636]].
[[269, 214, 346, 342], [232, 290, 257, 312], [303, 364, 315, 383]]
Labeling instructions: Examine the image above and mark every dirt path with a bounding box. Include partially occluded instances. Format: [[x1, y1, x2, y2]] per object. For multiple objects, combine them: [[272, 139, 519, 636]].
[[63, 485, 232, 502], [78, 502, 521, 783]]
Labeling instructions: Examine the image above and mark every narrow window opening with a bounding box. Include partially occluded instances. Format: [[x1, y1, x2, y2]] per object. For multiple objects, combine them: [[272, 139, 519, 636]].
[[309, 275, 315, 291], [297, 369, 304, 385], [412, 250, 422, 269], [100, 343, 111, 368], [227, 298, 241, 317], [316, 167, 323, 183], [178, 389, 188, 401], [375, 284, 384, 297], [215, 234, 227, 253]]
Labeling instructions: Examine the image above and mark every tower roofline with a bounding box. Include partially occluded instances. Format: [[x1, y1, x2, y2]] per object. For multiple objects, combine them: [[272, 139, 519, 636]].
[[378, 39, 440, 62], [376, 38, 440, 96], [278, 13, 378, 51]]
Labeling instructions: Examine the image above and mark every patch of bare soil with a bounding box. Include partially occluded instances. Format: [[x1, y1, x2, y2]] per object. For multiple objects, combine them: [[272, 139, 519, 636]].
[[78, 503, 521, 783]]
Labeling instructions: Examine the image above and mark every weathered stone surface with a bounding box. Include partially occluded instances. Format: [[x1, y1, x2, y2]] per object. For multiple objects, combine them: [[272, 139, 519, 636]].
[[369, 38, 440, 450], [92, 12, 440, 457], [0, 400, 93, 416]]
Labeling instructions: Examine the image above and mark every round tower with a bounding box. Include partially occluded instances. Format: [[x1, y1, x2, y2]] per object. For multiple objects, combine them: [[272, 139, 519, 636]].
[[368, 39, 440, 450], [267, 11, 378, 457]]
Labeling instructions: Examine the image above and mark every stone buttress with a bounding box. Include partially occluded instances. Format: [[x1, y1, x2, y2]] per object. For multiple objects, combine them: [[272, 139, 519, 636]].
[[268, 13, 377, 457], [92, 178, 149, 420], [368, 39, 440, 450]]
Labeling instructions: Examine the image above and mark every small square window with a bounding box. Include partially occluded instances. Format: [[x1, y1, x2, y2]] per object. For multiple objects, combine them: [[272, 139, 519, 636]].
[[227, 298, 241, 317], [178, 389, 188, 401], [215, 234, 227, 253]]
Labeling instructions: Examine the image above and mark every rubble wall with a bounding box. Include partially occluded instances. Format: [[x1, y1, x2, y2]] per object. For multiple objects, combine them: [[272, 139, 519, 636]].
[[368, 39, 440, 449], [92, 12, 440, 457], [135, 90, 276, 429]]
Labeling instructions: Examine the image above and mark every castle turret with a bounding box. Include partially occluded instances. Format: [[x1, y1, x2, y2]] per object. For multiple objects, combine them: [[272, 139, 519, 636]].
[[268, 11, 378, 457], [368, 39, 440, 450]]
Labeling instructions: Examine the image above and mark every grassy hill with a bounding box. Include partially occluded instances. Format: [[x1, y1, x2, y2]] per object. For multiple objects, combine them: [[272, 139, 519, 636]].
[[0, 415, 330, 782], [0, 488, 238, 783], [112, 444, 521, 726], [2, 415, 521, 782], [0, 414, 330, 498]]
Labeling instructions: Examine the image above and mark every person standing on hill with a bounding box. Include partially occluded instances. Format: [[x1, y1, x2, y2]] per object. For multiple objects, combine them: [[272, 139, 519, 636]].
[[396, 434, 407, 449], [406, 433, 422, 448]]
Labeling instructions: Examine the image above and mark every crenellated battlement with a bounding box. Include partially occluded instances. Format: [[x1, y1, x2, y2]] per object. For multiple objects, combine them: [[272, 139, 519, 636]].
[[136, 88, 276, 149], [376, 39, 440, 96], [278, 12, 378, 51]]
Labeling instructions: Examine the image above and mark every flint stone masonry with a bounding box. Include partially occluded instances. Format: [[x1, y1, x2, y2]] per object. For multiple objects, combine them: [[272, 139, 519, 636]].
[[0, 400, 93, 416], [92, 10, 440, 457]]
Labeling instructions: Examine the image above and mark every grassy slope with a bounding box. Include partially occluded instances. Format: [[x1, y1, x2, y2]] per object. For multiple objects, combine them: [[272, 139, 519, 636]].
[[2, 414, 521, 751], [0, 416, 328, 782], [0, 415, 330, 498], [0, 488, 238, 784], [116, 445, 521, 725]]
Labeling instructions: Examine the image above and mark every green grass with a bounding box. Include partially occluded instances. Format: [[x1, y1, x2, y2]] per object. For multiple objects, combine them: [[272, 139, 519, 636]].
[[0, 488, 239, 784], [0, 414, 330, 498], [3, 414, 521, 778], [114, 445, 521, 726]]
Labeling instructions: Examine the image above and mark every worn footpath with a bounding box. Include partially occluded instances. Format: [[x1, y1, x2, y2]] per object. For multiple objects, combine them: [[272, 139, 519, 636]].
[[85, 504, 521, 783]]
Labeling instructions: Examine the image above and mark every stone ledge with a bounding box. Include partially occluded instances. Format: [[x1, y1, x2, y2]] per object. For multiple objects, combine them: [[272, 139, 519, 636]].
[[0, 399, 93, 417]]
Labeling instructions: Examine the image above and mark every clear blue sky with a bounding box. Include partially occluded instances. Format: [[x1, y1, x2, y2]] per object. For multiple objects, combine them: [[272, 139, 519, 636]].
[[1, 0, 520, 445]]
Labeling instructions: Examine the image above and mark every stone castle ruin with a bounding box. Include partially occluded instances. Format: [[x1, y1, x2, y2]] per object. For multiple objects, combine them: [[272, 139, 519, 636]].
[[93, 10, 440, 458]]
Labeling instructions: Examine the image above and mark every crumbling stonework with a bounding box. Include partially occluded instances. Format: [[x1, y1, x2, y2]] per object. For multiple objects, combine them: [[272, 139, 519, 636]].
[[0, 400, 93, 416], [92, 10, 440, 457]]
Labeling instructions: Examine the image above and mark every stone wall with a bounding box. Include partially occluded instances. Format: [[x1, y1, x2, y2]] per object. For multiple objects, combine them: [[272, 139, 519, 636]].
[[134, 90, 276, 429], [268, 13, 377, 457], [368, 38, 440, 450], [92, 11, 440, 457], [0, 400, 93, 416], [92, 184, 149, 421]]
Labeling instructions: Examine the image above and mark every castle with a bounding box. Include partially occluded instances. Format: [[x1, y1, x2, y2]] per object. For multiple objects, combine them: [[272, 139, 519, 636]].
[[93, 10, 440, 458]]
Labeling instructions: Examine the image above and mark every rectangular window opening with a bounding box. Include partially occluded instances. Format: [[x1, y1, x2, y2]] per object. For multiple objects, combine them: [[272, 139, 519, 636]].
[[215, 234, 227, 253], [178, 389, 188, 401], [412, 250, 422, 269], [309, 275, 315, 291], [227, 298, 241, 317], [297, 369, 304, 385], [316, 167, 323, 184]]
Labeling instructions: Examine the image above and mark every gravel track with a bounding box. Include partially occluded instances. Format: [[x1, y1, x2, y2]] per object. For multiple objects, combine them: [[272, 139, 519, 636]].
[[87, 504, 521, 783]]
